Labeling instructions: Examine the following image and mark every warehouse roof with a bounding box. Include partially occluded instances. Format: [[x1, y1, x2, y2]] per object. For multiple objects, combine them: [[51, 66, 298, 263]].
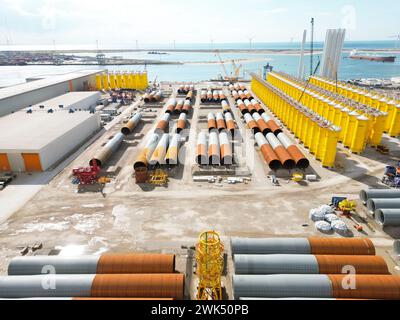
[[27, 91, 101, 111], [0, 110, 98, 151], [0, 70, 102, 101]]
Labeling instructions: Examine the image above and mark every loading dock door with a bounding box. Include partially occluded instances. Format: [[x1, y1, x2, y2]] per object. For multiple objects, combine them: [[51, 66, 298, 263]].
[[0, 153, 11, 171], [22, 153, 43, 172]]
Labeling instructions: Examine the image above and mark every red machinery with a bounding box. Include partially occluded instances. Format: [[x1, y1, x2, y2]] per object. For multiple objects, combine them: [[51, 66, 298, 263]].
[[72, 160, 101, 185]]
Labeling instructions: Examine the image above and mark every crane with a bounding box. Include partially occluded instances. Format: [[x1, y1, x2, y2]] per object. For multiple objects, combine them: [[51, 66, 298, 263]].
[[215, 49, 241, 82]]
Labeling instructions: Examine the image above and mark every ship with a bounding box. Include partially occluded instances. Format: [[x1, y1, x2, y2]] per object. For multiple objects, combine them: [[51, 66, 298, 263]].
[[349, 49, 396, 62]]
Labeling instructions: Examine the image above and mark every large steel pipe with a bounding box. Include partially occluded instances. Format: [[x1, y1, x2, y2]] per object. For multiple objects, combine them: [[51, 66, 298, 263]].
[[266, 133, 295, 170], [219, 130, 233, 165], [245, 99, 256, 115], [8, 254, 176, 275], [261, 113, 282, 135], [196, 132, 208, 165], [233, 274, 400, 300], [208, 131, 220, 165], [89, 133, 124, 167], [174, 99, 184, 114], [208, 113, 217, 132], [231, 237, 375, 255], [155, 113, 170, 134], [165, 134, 181, 165], [144, 91, 155, 103], [224, 112, 235, 134], [233, 274, 333, 299], [176, 113, 187, 134], [359, 189, 400, 204], [251, 99, 265, 114], [216, 112, 226, 132], [165, 99, 176, 114], [182, 100, 191, 114], [149, 133, 169, 166], [375, 209, 400, 227], [277, 133, 310, 169], [234, 254, 388, 275], [252, 113, 271, 135], [367, 198, 400, 213], [200, 90, 207, 103], [133, 133, 160, 169], [255, 133, 281, 170], [221, 100, 231, 113], [121, 113, 142, 135], [244, 113, 260, 134], [0, 274, 185, 299], [237, 99, 249, 115]]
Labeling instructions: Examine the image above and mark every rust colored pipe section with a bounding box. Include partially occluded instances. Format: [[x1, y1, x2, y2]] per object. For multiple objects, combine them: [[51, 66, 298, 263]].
[[177, 113, 187, 134], [277, 133, 310, 169], [219, 130, 233, 165], [261, 113, 282, 135], [224, 112, 235, 134], [196, 132, 208, 165], [244, 113, 260, 134], [165, 99, 176, 114], [182, 100, 191, 114], [245, 99, 256, 115], [96, 254, 176, 274], [316, 255, 389, 274], [255, 133, 281, 171], [208, 113, 217, 132], [266, 133, 295, 170], [252, 113, 272, 135], [308, 238, 375, 255], [216, 113, 226, 132], [155, 114, 170, 134], [91, 274, 185, 300], [237, 99, 249, 115], [174, 100, 184, 114], [251, 99, 265, 114], [328, 275, 400, 299]]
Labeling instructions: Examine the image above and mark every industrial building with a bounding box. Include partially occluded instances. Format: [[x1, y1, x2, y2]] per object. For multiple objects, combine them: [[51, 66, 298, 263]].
[[0, 70, 103, 117], [28, 91, 101, 112], [0, 109, 100, 172]]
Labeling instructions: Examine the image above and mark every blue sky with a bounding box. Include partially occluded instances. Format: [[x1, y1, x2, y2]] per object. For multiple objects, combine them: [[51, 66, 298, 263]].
[[0, 0, 399, 45]]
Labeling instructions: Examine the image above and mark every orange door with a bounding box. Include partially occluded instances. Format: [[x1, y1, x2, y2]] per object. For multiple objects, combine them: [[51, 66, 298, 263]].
[[0, 153, 11, 171], [22, 153, 42, 172]]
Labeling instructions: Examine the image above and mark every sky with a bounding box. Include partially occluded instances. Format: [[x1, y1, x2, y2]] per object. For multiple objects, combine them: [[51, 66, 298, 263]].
[[0, 0, 399, 46]]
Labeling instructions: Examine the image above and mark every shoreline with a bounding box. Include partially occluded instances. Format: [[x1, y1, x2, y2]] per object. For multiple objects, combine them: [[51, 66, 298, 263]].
[[1, 48, 400, 55]]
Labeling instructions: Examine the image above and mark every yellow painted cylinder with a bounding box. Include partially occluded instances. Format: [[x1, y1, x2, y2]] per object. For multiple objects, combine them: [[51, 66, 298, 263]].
[[109, 73, 116, 89], [343, 111, 359, 148], [369, 114, 386, 146], [388, 105, 400, 137], [350, 115, 369, 153], [102, 73, 110, 90], [95, 74, 103, 90]]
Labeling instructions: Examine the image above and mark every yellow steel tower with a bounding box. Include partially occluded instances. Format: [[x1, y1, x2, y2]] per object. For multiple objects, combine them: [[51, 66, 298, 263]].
[[196, 231, 224, 300]]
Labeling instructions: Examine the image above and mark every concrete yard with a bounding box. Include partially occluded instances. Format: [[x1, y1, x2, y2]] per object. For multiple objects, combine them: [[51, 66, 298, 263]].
[[0, 83, 399, 299]]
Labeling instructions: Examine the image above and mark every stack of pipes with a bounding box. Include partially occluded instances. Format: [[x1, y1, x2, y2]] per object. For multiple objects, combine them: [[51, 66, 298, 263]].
[[95, 72, 149, 91], [178, 84, 195, 94], [251, 73, 340, 168], [360, 189, 400, 226], [134, 132, 182, 169], [0, 254, 184, 300], [200, 88, 226, 103], [310, 75, 399, 138], [144, 90, 163, 103], [268, 72, 387, 150], [231, 237, 400, 300], [196, 130, 233, 167], [90, 112, 142, 167]]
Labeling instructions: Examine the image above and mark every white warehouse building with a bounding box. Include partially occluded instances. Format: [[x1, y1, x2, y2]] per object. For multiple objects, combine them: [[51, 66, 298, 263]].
[[0, 108, 101, 172], [0, 69, 103, 117]]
